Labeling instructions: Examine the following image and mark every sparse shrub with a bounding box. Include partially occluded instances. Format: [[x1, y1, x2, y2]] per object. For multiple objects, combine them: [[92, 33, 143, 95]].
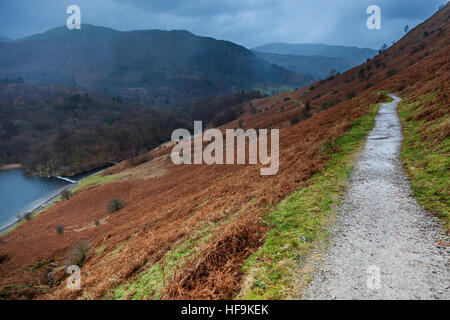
[[290, 117, 300, 125], [358, 68, 365, 80], [61, 190, 71, 201], [31, 261, 46, 271], [0, 254, 8, 264], [107, 198, 125, 213], [94, 220, 100, 227], [365, 82, 374, 89], [56, 225, 64, 234], [387, 69, 399, 77], [346, 92, 356, 99], [24, 212, 33, 221], [305, 101, 311, 111], [283, 97, 291, 101], [75, 245, 87, 267]]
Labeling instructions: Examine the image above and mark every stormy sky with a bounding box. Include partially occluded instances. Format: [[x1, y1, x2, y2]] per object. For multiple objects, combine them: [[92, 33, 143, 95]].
[[0, 0, 445, 49]]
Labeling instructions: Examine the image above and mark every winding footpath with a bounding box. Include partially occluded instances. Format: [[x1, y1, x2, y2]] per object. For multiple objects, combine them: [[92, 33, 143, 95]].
[[304, 95, 449, 300]]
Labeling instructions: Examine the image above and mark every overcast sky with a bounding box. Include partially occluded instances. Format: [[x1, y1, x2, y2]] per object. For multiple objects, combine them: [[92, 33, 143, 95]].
[[0, 0, 445, 49]]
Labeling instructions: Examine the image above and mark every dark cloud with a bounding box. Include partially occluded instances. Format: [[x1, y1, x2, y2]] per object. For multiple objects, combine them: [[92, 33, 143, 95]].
[[0, 0, 444, 49]]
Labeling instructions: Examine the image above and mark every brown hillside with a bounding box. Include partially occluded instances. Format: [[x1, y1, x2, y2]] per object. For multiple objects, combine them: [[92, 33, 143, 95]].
[[0, 4, 448, 300]]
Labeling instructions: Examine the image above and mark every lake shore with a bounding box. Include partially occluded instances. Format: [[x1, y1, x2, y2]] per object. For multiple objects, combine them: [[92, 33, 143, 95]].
[[0, 168, 107, 236], [0, 183, 75, 235], [0, 164, 21, 171]]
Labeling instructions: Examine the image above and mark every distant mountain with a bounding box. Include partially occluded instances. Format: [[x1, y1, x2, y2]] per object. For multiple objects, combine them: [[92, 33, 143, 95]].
[[0, 37, 10, 42], [252, 50, 355, 81], [0, 25, 309, 105], [253, 43, 377, 63], [252, 43, 377, 80]]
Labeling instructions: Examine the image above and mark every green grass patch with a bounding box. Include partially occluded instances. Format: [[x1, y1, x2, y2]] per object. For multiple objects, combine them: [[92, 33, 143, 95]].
[[96, 243, 109, 256], [111, 224, 214, 300], [111, 200, 255, 300], [238, 100, 383, 299], [72, 173, 123, 193], [398, 95, 449, 232], [253, 86, 295, 96]]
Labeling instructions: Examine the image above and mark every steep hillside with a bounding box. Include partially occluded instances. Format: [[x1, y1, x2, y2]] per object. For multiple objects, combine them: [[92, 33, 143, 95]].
[[0, 25, 308, 105], [0, 4, 448, 300], [252, 50, 354, 80]]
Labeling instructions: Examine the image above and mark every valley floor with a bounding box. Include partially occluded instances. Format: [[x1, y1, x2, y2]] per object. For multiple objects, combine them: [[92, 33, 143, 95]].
[[303, 96, 449, 299]]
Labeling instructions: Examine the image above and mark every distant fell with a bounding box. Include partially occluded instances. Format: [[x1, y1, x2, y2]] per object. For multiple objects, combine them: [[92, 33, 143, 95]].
[[252, 50, 355, 80], [253, 43, 377, 63], [0, 25, 309, 105]]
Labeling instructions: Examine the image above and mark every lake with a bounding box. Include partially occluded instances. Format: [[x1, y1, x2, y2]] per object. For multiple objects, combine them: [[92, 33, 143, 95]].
[[0, 169, 70, 230]]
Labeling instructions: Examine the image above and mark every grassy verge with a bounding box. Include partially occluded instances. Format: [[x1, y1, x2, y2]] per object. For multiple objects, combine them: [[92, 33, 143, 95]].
[[109, 200, 254, 299], [72, 173, 123, 193], [398, 94, 449, 232], [238, 100, 384, 299]]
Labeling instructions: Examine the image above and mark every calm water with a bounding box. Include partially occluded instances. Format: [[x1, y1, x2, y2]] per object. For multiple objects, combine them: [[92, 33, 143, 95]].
[[0, 169, 69, 230]]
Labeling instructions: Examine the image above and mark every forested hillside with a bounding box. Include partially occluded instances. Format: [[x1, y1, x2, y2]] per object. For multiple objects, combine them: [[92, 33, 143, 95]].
[[0, 25, 307, 105]]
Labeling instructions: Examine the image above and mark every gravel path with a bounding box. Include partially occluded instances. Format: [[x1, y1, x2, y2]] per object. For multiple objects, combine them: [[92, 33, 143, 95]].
[[304, 95, 449, 300]]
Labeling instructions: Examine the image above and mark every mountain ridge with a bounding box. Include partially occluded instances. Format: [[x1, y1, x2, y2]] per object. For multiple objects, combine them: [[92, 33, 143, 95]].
[[252, 50, 356, 80], [0, 25, 309, 105], [253, 42, 377, 62]]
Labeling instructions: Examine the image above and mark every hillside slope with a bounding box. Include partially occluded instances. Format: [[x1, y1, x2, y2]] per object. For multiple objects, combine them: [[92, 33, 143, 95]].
[[0, 4, 448, 300], [0, 25, 308, 105]]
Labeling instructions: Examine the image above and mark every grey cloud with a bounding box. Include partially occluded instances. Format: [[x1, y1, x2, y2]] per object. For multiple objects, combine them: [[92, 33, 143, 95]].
[[0, 0, 445, 49]]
